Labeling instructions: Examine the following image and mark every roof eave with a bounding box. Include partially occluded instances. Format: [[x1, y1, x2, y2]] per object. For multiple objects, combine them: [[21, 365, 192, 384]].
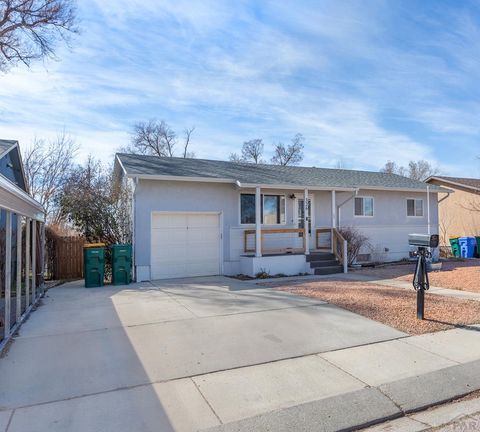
[[427, 176, 478, 193]]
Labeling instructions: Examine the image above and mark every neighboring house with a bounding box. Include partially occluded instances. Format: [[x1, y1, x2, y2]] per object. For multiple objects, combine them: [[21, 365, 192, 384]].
[[426, 176, 480, 246], [0, 139, 45, 345], [114, 154, 444, 281]]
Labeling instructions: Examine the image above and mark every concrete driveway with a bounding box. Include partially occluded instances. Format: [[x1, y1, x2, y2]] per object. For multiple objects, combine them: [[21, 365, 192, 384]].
[[0, 276, 405, 432]]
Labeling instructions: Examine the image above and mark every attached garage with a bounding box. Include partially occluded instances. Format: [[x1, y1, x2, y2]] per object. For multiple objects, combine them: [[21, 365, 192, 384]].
[[150, 212, 222, 279]]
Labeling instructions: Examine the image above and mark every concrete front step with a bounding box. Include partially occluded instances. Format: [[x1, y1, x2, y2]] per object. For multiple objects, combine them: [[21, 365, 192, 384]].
[[306, 252, 335, 262], [309, 260, 339, 268], [314, 266, 343, 275]]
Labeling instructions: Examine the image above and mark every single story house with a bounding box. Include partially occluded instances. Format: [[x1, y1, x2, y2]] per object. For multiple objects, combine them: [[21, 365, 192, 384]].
[[426, 176, 480, 247], [114, 154, 445, 281]]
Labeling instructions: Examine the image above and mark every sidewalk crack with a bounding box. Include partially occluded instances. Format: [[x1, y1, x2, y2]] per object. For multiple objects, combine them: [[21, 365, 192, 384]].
[[191, 378, 223, 425]]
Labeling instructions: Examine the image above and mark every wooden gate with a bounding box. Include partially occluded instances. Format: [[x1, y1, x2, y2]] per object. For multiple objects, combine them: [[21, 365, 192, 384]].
[[46, 234, 84, 280]]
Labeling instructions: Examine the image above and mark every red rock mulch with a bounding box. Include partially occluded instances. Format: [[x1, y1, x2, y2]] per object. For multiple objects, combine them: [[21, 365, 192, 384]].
[[355, 259, 480, 293], [266, 279, 480, 335]]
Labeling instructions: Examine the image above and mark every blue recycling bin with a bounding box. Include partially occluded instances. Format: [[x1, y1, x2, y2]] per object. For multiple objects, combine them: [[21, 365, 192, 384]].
[[458, 237, 476, 258]]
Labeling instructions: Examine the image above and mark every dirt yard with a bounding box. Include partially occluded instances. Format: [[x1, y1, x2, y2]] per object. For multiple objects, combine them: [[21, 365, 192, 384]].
[[266, 279, 480, 335], [353, 259, 480, 293]]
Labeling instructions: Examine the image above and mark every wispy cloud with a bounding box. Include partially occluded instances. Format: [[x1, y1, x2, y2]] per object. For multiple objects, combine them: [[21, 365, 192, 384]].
[[0, 0, 479, 176]]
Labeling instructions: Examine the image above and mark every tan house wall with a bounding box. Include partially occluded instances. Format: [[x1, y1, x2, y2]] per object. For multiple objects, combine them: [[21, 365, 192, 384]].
[[429, 180, 480, 245]]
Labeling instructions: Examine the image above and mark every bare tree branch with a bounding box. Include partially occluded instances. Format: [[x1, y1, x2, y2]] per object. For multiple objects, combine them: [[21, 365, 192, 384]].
[[22, 131, 78, 222], [271, 133, 304, 166], [127, 119, 195, 158], [380, 159, 441, 181], [0, 0, 78, 72], [182, 126, 195, 158]]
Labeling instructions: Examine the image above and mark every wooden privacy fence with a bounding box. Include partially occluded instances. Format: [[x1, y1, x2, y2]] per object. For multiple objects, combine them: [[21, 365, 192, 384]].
[[46, 234, 84, 280]]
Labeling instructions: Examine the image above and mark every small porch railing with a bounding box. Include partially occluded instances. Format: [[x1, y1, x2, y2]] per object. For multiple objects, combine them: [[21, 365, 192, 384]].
[[243, 228, 307, 254], [316, 228, 348, 273]]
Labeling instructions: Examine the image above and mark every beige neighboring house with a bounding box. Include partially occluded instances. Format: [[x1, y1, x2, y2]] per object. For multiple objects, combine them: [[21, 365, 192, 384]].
[[426, 176, 480, 246]]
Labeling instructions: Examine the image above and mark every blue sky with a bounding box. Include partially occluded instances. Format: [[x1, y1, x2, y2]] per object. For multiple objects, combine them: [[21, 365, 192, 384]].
[[0, 0, 479, 176]]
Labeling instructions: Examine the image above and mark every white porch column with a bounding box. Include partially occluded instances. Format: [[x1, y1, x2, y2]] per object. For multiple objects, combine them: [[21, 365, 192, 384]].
[[304, 188, 309, 255], [4, 211, 12, 337], [25, 218, 30, 307], [255, 186, 262, 257], [16, 215, 22, 321], [331, 190, 336, 229], [331, 190, 336, 253], [32, 220, 36, 300]]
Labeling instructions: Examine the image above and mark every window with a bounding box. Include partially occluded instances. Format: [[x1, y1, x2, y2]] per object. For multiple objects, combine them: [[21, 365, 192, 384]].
[[240, 194, 256, 224], [354, 197, 374, 217], [240, 194, 286, 224], [263, 195, 286, 224], [407, 199, 423, 217]]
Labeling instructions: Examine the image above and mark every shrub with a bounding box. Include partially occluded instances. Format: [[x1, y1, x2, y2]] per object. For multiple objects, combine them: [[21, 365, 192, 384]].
[[338, 227, 371, 265]]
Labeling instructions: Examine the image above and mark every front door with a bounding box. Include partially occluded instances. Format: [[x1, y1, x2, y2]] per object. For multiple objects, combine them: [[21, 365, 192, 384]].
[[297, 197, 313, 248]]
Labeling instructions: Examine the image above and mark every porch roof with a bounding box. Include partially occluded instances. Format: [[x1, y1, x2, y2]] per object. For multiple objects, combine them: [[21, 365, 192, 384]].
[[116, 154, 447, 192]]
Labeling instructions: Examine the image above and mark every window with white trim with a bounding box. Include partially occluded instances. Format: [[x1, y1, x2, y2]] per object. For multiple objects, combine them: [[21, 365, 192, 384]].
[[354, 197, 374, 217], [407, 199, 423, 217], [240, 194, 286, 224]]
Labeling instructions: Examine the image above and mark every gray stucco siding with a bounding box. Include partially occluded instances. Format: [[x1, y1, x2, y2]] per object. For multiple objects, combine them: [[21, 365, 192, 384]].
[[134, 180, 238, 267], [133, 179, 440, 278]]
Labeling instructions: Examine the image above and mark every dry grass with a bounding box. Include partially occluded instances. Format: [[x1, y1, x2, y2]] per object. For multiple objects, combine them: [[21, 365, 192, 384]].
[[355, 259, 480, 293], [265, 279, 480, 335]]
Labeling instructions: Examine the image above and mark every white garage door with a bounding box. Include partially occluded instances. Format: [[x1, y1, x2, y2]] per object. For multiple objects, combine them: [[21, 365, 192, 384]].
[[151, 212, 221, 279]]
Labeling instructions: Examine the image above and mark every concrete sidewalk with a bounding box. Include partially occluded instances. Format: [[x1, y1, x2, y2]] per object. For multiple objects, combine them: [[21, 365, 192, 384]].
[[341, 271, 480, 301], [1, 276, 480, 432]]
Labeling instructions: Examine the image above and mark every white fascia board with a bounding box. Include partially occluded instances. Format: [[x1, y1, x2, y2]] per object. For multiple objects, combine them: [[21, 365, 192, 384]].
[[0, 174, 45, 220], [115, 154, 128, 176], [427, 176, 474, 193], [356, 185, 450, 193], [237, 182, 356, 191], [129, 174, 236, 184]]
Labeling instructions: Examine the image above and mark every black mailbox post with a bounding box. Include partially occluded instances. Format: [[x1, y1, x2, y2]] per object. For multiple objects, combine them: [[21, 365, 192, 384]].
[[408, 234, 439, 320]]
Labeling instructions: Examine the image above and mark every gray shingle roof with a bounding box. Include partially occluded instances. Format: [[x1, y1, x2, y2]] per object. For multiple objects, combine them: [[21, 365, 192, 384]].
[[0, 139, 17, 155], [116, 153, 445, 191]]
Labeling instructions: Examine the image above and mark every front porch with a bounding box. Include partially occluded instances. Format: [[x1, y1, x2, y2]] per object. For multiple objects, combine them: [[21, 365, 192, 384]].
[[234, 186, 350, 277]]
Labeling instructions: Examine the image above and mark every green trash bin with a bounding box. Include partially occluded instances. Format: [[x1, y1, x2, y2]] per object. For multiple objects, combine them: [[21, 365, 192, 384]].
[[476, 236, 480, 258], [449, 237, 460, 258], [83, 244, 106, 288], [111, 244, 132, 286]]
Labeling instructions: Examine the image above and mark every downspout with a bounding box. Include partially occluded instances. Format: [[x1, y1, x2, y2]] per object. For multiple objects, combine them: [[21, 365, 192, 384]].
[[337, 188, 359, 228], [427, 185, 431, 236], [131, 176, 138, 281]]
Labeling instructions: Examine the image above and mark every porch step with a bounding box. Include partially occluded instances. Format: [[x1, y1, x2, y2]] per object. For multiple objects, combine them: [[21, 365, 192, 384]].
[[314, 265, 343, 275], [309, 259, 340, 268], [306, 252, 335, 262]]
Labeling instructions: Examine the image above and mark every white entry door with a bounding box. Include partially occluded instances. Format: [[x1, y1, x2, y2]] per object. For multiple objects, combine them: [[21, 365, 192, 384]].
[[151, 212, 221, 279], [296, 196, 315, 249]]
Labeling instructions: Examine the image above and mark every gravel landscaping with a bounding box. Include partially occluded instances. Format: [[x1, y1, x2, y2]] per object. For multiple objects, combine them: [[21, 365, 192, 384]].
[[266, 279, 480, 335], [353, 259, 480, 293]]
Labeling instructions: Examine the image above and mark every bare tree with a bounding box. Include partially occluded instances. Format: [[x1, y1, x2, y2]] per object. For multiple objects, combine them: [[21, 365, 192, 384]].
[[380, 161, 406, 177], [23, 132, 78, 222], [229, 139, 264, 164], [0, 0, 78, 72], [182, 126, 195, 158], [127, 119, 195, 158], [380, 159, 440, 181], [271, 133, 304, 166], [333, 158, 349, 169], [58, 156, 131, 244]]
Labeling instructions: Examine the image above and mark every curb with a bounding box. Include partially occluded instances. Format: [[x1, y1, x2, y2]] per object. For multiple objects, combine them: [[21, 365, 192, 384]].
[[202, 359, 480, 432]]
